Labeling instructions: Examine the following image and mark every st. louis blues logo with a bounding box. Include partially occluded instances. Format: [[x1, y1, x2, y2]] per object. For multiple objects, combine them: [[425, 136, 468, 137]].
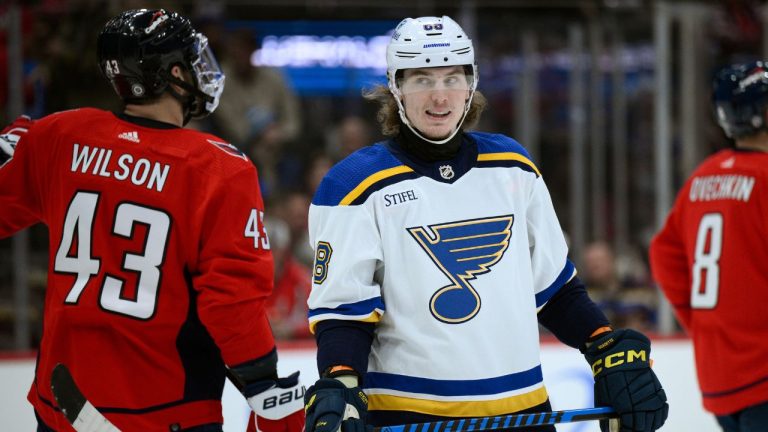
[[408, 215, 514, 324]]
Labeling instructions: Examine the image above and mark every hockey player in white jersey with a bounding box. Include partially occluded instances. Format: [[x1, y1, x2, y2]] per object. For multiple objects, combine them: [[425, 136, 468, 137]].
[[303, 16, 668, 432]]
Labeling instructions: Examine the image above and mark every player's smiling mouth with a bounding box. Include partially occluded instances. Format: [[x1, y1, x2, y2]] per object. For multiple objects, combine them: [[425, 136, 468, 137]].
[[426, 110, 451, 118]]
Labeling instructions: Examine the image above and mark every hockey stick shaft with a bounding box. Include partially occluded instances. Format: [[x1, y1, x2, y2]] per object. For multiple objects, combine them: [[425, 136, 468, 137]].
[[50, 363, 121, 432], [372, 407, 617, 432], [51, 363, 618, 432]]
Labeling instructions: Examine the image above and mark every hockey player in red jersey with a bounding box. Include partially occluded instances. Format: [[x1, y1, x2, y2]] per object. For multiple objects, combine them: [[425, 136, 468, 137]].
[[651, 61, 768, 431], [0, 9, 304, 432]]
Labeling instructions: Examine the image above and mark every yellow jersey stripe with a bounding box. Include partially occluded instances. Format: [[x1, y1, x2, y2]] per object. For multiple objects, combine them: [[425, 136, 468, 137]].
[[478, 152, 541, 177], [339, 165, 415, 206], [308, 311, 382, 334], [367, 386, 548, 417]]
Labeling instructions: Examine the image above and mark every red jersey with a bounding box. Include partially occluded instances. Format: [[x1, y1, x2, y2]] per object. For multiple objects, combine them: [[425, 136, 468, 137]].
[[650, 148, 768, 415], [0, 108, 276, 430]]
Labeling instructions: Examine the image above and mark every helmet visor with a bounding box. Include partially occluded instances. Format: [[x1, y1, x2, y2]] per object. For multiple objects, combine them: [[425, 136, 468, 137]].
[[396, 66, 473, 96], [191, 33, 225, 114]]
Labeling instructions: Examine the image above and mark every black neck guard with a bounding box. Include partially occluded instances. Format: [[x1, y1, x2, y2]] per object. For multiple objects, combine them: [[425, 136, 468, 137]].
[[395, 123, 463, 162]]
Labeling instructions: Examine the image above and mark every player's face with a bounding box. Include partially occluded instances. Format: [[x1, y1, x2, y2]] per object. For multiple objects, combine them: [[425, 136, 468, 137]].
[[399, 66, 471, 140]]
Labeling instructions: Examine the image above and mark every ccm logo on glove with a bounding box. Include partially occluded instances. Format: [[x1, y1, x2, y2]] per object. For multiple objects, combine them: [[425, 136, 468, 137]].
[[590, 349, 647, 375]]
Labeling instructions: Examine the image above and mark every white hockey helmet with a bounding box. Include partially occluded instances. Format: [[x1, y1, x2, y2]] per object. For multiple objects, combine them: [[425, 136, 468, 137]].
[[386, 16, 478, 144]]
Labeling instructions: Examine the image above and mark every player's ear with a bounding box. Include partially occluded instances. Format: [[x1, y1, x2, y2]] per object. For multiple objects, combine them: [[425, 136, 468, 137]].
[[169, 65, 190, 95]]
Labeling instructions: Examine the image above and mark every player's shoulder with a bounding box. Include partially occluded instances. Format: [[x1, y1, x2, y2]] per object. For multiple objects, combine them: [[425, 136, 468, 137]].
[[468, 131, 540, 177], [166, 129, 254, 178], [17, 108, 112, 147], [186, 130, 250, 162], [469, 131, 529, 155], [312, 142, 416, 207], [691, 148, 751, 176], [35, 107, 111, 130]]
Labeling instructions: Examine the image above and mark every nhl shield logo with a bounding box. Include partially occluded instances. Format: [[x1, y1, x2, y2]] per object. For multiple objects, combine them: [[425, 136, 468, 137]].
[[439, 165, 455, 180]]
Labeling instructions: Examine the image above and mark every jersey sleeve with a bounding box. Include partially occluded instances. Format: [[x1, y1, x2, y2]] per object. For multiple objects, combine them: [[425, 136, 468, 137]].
[[527, 175, 576, 310], [0, 118, 43, 237], [307, 176, 385, 334], [192, 163, 276, 366], [649, 191, 692, 330]]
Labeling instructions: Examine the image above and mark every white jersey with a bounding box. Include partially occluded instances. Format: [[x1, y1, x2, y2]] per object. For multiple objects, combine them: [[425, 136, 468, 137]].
[[308, 132, 574, 418]]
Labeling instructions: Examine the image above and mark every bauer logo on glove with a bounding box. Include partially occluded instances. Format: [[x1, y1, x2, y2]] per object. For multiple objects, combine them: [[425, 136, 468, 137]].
[[247, 371, 306, 421], [260, 384, 306, 411]]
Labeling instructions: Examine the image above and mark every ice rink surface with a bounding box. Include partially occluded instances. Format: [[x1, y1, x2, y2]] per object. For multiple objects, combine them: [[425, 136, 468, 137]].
[[0, 339, 719, 431]]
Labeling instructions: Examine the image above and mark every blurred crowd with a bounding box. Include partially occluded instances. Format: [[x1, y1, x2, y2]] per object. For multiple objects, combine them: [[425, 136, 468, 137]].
[[2, 0, 764, 347]]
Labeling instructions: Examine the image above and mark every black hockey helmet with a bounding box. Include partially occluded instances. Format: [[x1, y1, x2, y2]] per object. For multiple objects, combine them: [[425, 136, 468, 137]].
[[713, 60, 768, 139], [96, 9, 224, 120]]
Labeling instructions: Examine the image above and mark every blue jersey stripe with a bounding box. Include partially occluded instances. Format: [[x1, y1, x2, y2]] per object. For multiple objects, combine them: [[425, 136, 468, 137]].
[[535, 260, 575, 307], [364, 365, 543, 396], [308, 296, 385, 318], [471, 132, 540, 177], [471, 132, 532, 159], [347, 169, 420, 205], [312, 144, 405, 206], [476, 159, 540, 178]]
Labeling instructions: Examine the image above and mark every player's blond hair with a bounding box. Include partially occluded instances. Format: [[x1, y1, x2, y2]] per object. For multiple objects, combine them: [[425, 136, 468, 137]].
[[362, 85, 487, 137]]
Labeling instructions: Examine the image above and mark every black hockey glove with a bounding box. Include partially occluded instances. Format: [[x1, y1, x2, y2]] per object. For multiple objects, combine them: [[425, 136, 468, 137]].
[[305, 378, 369, 432], [582, 329, 668, 432]]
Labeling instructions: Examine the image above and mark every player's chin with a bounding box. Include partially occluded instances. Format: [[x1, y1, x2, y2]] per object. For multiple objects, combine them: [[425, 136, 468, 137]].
[[422, 127, 452, 140], [423, 121, 457, 139]]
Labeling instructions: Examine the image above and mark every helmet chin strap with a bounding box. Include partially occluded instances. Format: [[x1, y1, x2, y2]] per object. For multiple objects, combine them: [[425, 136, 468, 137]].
[[162, 68, 213, 125], [166, 85, 195, 126], [393, 90, 475, 146]]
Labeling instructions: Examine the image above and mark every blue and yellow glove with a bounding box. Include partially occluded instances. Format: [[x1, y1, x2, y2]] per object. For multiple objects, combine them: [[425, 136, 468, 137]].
[[582, 328, 669, 432]]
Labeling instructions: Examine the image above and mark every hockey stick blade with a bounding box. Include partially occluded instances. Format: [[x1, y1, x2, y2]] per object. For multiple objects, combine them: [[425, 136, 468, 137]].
[[373, 406, 617, 432], [50, 363, 121, 432]]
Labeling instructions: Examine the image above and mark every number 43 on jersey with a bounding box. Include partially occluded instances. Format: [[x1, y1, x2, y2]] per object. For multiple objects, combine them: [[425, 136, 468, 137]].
[[54, 191, 270, 320], [245, 209, 270, 250]]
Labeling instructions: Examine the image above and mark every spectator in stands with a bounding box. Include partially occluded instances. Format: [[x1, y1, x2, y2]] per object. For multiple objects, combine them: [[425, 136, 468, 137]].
[[277, 190, 313, 267], [325, 114, 373, 161], [264, 217, 312, 340], [582, 241, 657, 331], [212, 28, 302, 198], [304, 152, 334, 195]]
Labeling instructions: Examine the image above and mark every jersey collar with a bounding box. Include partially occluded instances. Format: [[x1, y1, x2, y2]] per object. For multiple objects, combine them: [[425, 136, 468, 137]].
[[385, 133, 478, 184]]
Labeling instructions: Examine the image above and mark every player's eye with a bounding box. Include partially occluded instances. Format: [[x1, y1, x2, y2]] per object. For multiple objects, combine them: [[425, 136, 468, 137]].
[[416, 77, 433, 86]]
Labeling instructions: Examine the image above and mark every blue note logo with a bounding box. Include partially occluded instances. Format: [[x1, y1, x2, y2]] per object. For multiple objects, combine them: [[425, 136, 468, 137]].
[[408, 215, 514, 324]]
